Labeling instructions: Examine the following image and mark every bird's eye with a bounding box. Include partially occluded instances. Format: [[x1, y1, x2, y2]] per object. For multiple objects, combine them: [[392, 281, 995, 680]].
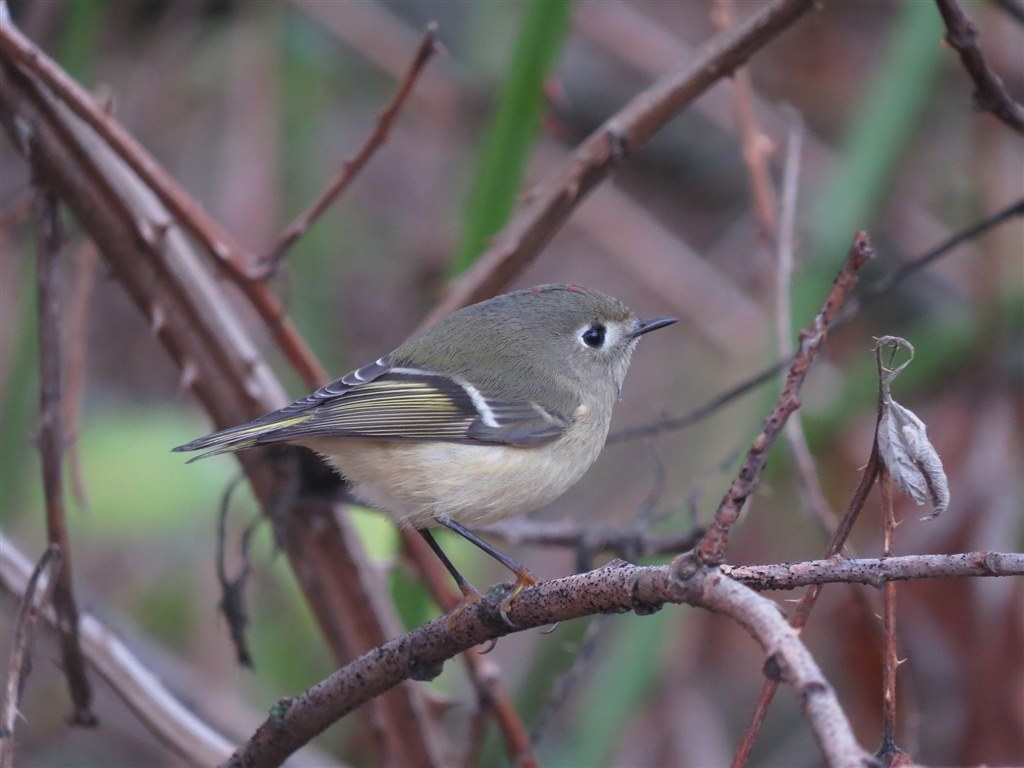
[[582, 324, 606, 348]]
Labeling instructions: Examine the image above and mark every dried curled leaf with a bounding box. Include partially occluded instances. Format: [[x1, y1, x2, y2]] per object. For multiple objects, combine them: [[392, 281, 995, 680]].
[[874, 336, 951, 519], [877, 399, 950, 519]]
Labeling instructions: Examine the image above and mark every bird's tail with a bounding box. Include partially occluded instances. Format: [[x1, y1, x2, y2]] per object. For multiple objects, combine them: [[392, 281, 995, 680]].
[[172, 413, 312, 462]]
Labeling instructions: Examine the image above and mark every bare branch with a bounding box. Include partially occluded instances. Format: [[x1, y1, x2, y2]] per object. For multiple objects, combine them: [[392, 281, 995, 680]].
[[215, 475, 259, 668], [33, 190, 95, 725], [608, 360, 785, 444], [684, 562, 872, 768], [575, 0, 991, 287], [224, 548, 1022, 766], [423, 0, 818, 326], [712, 0, 778, 239], [877, 470, 907, 763], [935, 0, 1024, 134], [721, 551, 1023, 589], [224, 560, 875, 768]]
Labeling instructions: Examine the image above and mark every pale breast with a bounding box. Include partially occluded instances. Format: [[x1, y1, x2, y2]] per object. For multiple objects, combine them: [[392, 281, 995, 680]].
[[301, 407, 609, 529]]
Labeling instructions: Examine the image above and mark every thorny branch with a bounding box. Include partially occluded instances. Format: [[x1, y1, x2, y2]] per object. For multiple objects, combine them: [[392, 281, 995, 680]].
[[835, 198, 1024, 325], [876, 469, 908, 764]]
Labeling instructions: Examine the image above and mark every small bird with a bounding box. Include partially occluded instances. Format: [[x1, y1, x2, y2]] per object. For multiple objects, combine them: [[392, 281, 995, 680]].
[[175, 285, 676, 610]]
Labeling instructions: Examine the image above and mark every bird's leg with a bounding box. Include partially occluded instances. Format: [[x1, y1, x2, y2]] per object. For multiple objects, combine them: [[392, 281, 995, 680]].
[[434, 517, 538, 624], [418, 528, 482, 604]]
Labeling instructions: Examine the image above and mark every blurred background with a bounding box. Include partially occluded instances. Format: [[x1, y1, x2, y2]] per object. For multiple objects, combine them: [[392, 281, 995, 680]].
[[1, 1, 1021, 766]]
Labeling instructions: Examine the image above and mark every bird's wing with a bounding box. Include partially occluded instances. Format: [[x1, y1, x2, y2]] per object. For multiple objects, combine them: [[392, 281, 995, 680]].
[[173, 357, 567, 461]]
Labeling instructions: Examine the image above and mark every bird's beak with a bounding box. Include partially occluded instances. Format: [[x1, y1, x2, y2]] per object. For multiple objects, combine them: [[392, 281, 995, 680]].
[[629, 316, 677, 339]]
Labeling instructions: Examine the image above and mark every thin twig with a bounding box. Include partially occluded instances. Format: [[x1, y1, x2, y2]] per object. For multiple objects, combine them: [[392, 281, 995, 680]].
[[698, 232, 876, 565], [33, 189, 95, 726], [215, 473, 258, 668], [935, 0, 1024, 134], [260, 23, 441, 274], [773, 113, 838, 539], [874, 342, 914, 767], [607, 362, 784, 444], [0, 543, 61, 768], [720, 551, 1024, 589], [836, 197, 1024, 326]]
